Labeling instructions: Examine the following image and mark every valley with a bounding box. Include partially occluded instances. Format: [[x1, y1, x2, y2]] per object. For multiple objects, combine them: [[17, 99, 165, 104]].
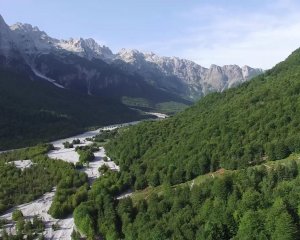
[[0, 113, 169, 239], [1, 2, 300, 239]]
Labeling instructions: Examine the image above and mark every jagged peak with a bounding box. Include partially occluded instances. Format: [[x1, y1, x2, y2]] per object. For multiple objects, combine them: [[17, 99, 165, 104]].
[[223, 64, 240, 68], [10, 22, 42, 33], [210, 64, 222, 69], [0, 14, 5, 25], [118, 48, 141, 55], [0, 14, 10, 32]]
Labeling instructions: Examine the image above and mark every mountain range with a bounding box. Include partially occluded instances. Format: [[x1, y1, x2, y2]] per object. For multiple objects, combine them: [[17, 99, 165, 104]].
[[0, 14, 263, 104]]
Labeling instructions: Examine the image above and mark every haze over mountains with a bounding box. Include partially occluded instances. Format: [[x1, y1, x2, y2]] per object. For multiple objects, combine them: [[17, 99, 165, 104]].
[[0, 14, 263, 102]]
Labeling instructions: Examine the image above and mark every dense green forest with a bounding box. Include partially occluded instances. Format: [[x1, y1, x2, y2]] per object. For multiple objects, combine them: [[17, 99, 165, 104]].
[[70, 48, 300, 239], [0, 68, 148, 150], [106, 48, 300, 189], [48, 173, 88, 219], [73, 155, 300, 239], [0, 145, 88, 215]]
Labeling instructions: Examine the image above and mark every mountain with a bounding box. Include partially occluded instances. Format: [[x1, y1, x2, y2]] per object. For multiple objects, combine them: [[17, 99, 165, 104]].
[[0, 68, 149, 150], [114, 49, 263, 99], [0, 15, 191, 114], [0, 15, 152, 150], [0, 15, 262, 105]]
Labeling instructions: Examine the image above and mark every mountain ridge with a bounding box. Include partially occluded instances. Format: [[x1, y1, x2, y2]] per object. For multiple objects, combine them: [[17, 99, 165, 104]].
[[1, 15, 263, 100]]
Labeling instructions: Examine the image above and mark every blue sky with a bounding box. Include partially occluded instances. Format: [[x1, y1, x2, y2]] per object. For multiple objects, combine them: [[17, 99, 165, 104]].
[[1, 0, 300, 68]]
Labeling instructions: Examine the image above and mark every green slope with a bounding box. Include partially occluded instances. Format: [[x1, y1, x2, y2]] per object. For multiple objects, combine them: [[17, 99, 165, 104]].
[[106, 48, 300, 188], [70, 48, 300, 239], [116, 154, 300, 240], [0, 69, 147, 150], [130, 152, 300, 203], [73, 144, 300, 240]]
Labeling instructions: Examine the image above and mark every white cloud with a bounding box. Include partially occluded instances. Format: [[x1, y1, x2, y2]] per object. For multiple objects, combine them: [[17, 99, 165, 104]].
[[137, 0, 300, 69], [181, 1, 300, 69]]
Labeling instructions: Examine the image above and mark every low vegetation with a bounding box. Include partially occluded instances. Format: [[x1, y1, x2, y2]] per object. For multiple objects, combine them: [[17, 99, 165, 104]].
[[0, 144, 89, 219], [93, 129, 119, 143], [2, 211, 45, 240], [63, 141, 73, 149]]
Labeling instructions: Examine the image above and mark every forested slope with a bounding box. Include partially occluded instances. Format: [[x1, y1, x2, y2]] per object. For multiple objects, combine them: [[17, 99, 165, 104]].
[[72, 48, 300, 239], [0, 69, 147, 150], [73, 153, 300, 240], [106, 48, 300, 189]]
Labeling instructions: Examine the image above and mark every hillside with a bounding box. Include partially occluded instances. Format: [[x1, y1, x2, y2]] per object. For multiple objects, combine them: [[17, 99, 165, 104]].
[[118, 154, 300, 240], [70, 48, 300, 239], [73, 145, 300, 240], [106, 47, 300, 188], [0, 68, 147, 150]]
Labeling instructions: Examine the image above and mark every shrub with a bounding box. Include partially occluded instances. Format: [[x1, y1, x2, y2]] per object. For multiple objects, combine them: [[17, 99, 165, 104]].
[[63, 141, 73, 149], [72, 139, 81, 145], [12, 209, 23, 221]]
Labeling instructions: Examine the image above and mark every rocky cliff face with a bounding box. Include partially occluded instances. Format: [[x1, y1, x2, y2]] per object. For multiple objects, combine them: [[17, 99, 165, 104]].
[[10, 22, 114, 62], [114, 49, 263, 99]]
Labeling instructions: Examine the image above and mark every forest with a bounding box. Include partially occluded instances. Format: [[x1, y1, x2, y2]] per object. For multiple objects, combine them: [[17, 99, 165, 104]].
[[70, 48, 300, 239], [105, 47, 300, 190], [73, 155, 300, 239], [0, 144, 89, 216]]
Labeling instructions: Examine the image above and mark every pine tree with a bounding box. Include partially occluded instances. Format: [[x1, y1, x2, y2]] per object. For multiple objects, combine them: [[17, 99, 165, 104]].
[[272, 212, 297, 240], [236, 210, 263, 240]]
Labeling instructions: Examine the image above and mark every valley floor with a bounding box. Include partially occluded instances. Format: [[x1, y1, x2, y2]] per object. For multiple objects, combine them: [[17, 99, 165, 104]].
[[0, 120, 147, 239], [0, 112, 168, 239]]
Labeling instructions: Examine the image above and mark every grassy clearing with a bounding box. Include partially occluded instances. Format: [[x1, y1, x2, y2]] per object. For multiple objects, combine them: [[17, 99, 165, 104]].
[[131, 153, 300, 203]]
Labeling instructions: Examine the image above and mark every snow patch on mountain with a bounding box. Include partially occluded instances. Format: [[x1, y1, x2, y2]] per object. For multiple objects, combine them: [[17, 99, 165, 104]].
[[32, 68, 65, 89]]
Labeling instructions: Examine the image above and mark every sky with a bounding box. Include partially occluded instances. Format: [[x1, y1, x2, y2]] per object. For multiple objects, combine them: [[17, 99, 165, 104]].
[[1, 0, 300, 69]]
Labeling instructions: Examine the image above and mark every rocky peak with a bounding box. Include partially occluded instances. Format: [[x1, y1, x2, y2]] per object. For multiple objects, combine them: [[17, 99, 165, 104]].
[[57, 37, 114, 60], [0, 14, 18, 57], [80, 38, 114, 60], [9, 22, 59, 59], [0, 14, 6, 27], [8, 20, 114, 61], [117, 48, 145, 63], [10, 23, 41, 33], [242, 65, 263, 80], [114, 48, 263, 98]]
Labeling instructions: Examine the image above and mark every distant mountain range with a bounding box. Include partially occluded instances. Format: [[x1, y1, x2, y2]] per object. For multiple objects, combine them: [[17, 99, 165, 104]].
[[0, 14, 263, 104]]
